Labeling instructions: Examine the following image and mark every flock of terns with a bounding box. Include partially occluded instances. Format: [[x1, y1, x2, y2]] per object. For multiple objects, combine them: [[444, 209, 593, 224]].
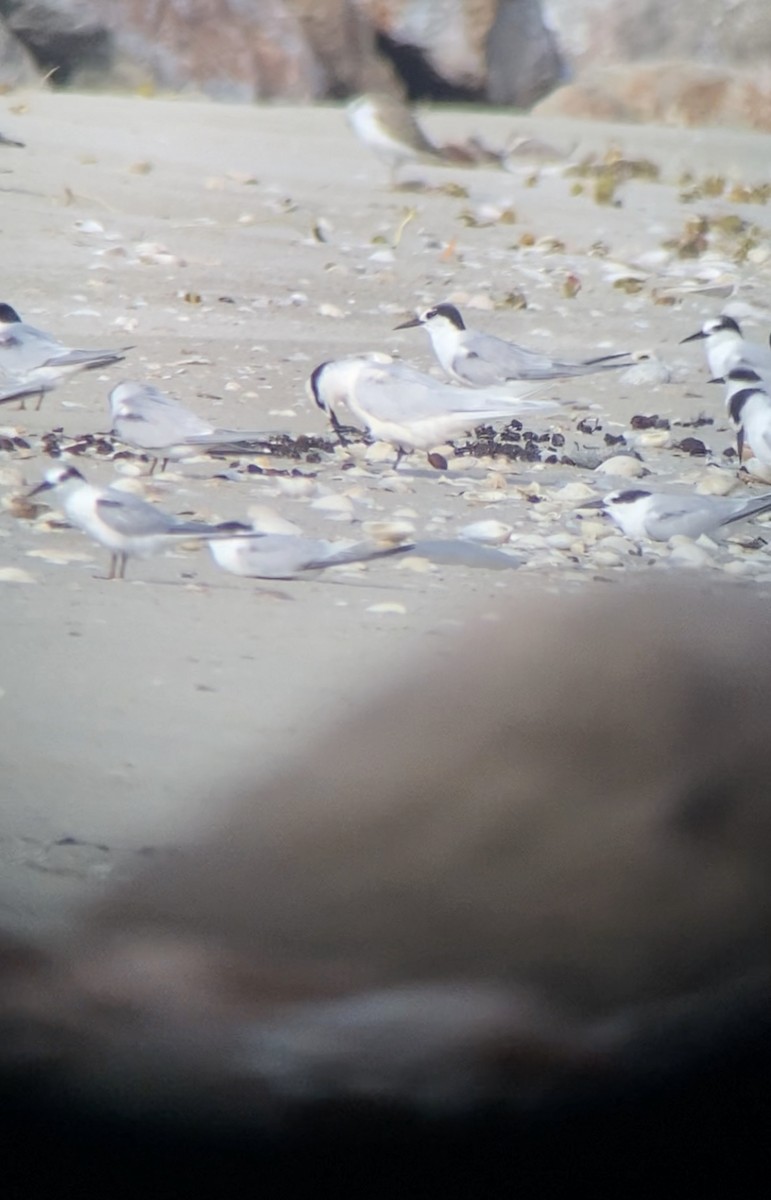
[[4, 291, 771, 581]]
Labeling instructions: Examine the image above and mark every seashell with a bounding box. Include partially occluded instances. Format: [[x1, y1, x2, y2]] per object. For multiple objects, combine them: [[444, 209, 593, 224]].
[[553, 481, 596, 501], [310, 494, 355, 517], [591, 550, 623, 567], [366, 602, 407, 614], [595, 455, 647, 478], [544, 532, 574, 550], [0, 566, 36, 582], [361, 520, 415, 546], [458, 520, 512, 545], [694, 471, 739, 497]]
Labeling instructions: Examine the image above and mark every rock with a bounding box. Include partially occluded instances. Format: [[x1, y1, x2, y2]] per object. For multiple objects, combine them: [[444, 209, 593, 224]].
[[533, 60, 771, 133], [546, 0, 771, 71], [356, 0, 496, 96], [0, 0, 393, 101], [0, 16, 39, 88], [357, 0, 564, 104], [2, 0, 110, 86], [485, 0, 565, 106]]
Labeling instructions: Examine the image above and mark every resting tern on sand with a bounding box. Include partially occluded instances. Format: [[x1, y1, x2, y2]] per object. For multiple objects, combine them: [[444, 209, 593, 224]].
[[209, 530, 413, 581], [0, 302, 130, 409], [308, 355, 557, 469], [28, 464, 240, 580], [109, 381, 274, 472], [395, 303, 633, 387], [580, 487, 771, 542]]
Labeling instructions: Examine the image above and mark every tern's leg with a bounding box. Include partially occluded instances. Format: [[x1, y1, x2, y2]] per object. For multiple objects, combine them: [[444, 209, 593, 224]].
[[737, 427, 745, 465], [329, 410, 348, 448], [393, 446, 406, 470], [35, 390, 45, 412], [117, 554, 127, 580], [107, 553, 118, 581]]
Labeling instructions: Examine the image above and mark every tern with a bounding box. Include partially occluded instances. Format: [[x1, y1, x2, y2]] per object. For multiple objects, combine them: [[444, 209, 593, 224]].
[[395, 303, 633, 387], [0, 302, 130, 409]]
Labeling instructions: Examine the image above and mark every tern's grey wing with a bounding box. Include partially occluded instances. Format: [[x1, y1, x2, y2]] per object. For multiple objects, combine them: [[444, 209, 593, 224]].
[[455, 332, 621, 385], [0, 324, 61, 373], [232, 535, 410, 578], [97, 492, 214, 538], [0, 377, 44, 404], [461, 332, 572, 384], [357, 368, 535, 422], [229, 534, 336, 578], [45, 347, 126, 369], [110, 382, 183, 416], [718, 495, 771, 527], [645, 499, 717, 540], [113, 403, 214, 447], [0, 322, 124, 374], [304, 541, 412, 570]]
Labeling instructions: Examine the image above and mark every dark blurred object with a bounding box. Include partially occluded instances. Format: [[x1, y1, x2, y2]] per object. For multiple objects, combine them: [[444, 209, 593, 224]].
[[1, 580, 770, 1193]]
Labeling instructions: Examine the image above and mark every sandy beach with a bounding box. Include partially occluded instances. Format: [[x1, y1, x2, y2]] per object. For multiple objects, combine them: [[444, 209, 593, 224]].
[[1, 89, 770, 934]]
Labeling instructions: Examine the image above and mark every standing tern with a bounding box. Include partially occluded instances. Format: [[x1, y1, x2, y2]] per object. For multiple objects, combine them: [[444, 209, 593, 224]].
[[308, 355, 556, 468], [723, 366, 771, 471], [109, 381, 274, 472], [680, 314, 771, 384], [395, 303, 633, 387], [28, 464, 239, 580], [346, 94, 444, 187], [0, 302, 131, 409], [581, 487, 771, 542]]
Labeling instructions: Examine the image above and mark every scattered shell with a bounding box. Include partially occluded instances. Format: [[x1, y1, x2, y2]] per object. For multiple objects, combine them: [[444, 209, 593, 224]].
[[273, 476, 319, 499], [395, 555, 435, 573], [366, 602, 407, 614], [721, 558, 754, 576], [695, 471, 739, 497], [633, 429, 672, 450], [246, 506, 303, 535], [0, 566, 36, 583], [595, 455, 647, 478], [310, 493, 355, 517], [554, 481, 597, 501], [619, 355, 672, 387], [591, 550, 623, 567], [545, 532, 575, 550], [459, 520, 513, 545], [361, 520, 415, 545], [668, 540, 714, 568]]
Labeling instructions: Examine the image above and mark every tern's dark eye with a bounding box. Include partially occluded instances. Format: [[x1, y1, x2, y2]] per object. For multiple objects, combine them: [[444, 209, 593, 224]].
[[426, 308, 438, 319]]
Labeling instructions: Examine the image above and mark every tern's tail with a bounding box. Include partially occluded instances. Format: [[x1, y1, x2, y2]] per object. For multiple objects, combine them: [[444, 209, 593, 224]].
[[307, 542, 414, 571]]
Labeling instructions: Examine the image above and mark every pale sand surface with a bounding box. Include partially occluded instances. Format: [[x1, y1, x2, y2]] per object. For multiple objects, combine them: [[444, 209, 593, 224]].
[[1, 91, 770, 932]]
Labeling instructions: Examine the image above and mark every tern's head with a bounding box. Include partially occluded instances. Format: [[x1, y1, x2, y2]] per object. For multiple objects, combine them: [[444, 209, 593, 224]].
[[0, 302, 21, 325], [680, 315, 742, 345], [603, 489, 652, 509], [307, 356, 382, 413], [581, 489, 651, 514], [28, 464, 86, 497], [108, 380, 145, 418], [395, 303, 466, 333], [725, 368, 768, 426]]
